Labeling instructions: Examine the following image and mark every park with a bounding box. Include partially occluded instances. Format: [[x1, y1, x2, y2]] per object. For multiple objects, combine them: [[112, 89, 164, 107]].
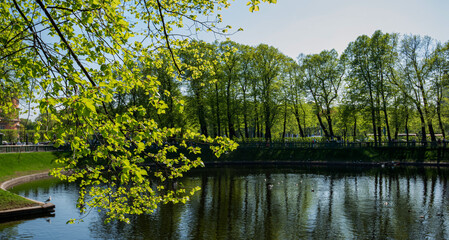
[[1, 0, 449, 239]]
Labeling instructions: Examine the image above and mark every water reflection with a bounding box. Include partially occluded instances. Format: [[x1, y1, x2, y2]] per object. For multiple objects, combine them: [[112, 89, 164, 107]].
[[2, 166, 449, 239]]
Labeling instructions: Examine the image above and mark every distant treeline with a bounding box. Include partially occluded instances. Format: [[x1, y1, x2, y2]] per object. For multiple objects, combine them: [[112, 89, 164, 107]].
[[34, 30, 449, 144], [0, 129, 47, 144]]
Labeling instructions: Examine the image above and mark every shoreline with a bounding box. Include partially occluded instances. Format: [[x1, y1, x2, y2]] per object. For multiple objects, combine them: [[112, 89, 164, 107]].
[[0, 172, 55, 222], [1, 158, 448, 223], [203, 160, 449, 167]]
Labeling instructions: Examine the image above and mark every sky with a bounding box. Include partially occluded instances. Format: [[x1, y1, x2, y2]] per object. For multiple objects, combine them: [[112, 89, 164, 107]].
[[18, 0, 449, 120], [210, 0, 449, 59]]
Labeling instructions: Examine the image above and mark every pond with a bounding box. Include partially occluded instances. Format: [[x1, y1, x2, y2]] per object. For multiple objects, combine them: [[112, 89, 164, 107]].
[[1, 166, 449, 239]]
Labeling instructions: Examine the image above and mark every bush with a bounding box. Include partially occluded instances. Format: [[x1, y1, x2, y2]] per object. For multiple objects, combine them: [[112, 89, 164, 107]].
[[0, 130, 47, 144], [0, 129, 18, 143]]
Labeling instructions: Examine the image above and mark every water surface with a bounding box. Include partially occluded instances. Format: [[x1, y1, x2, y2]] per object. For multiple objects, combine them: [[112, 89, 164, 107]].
[[1, 166, 449, 239]]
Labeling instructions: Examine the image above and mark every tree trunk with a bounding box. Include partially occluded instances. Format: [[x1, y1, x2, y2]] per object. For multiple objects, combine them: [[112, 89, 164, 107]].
[[416, 107, 426, 143], [418, 75, 436, 142], [382, 96, 391, 142], [242, 91, 249, 139], [428, 123, 436, 142], [316, 113, 329, 138], [265, 119, 271, 143], [377, 126, 382, 144], [255, 108, 260, 138], [253, 93, 259, 138], [353, 118, 357, 142], [371, 107, 377, 145], [437, 101, 445, 139], [380, 73, 391, 142], [294, 115, 305, 138], [376, 95, 382, 145], [394, 125, 399, 141], [282, 101, 287, 142], [236, 115, 244, 140], [215, 82, 221, 137], [405, 111, 409, 142], [324, 103, 334, 138], [196, 92, 208, 137], [293, 104, 305, 137], [368, 84, 377, 145], [326, 114, 334, 139], [226, 78, 236, 139], [264, 103, 272, 143]]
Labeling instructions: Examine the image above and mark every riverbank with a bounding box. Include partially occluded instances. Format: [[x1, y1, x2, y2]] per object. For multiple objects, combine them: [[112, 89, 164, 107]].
[[2, 146, 449, 211], [0, 152, 66, 211], [0, 173, 56, 221], [178, 144, 449, 164]]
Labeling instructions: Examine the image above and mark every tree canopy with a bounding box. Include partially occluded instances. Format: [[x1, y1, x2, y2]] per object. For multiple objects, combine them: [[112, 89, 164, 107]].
[[1, 0, 276, 223], [2, 0, 449, 225]]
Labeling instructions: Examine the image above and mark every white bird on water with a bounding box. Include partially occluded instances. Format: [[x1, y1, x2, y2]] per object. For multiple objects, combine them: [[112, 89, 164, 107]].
[[45, 196, 51, 203]]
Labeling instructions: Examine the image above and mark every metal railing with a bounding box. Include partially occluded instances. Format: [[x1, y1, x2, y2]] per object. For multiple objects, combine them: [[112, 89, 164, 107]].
[[236, 141, 449, 149], [0, 145, 69, 153], [2, 141, 446, 153]]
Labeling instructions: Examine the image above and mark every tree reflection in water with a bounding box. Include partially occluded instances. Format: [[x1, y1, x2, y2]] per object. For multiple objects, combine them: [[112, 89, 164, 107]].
[[3, 166, 449, 240]]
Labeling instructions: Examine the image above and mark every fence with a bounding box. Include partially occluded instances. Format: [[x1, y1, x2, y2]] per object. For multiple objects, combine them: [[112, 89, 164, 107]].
[[0, 145, 69, 153], [2, 141, 447, 154], [237, 141, 449, 149]]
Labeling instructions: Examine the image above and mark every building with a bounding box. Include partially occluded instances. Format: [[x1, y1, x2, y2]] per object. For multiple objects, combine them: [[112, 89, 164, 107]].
[[0, 97, 20, 131]]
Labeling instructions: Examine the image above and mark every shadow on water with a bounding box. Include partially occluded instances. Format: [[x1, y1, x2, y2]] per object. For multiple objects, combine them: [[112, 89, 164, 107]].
[[2, 165, 449, 239]]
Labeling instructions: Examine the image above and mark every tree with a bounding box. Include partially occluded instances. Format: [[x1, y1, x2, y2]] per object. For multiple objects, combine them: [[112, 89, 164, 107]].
[[2, 0, 275, 223], [345, 31, 398, 144], [286, 57, 306, 137], [252, 44, 284, 142], [370, 31, 398, 143], [218, 40, 241, 139], [237, 44, 255, 140], [144, 52, 185, 129], [345, 35, 378, 143], [181, 40, 215, 137], [302, 49, 344, 139], [395, 35, 438, 142], [339, 81, 361, 142], [431, 42, 449, 139]]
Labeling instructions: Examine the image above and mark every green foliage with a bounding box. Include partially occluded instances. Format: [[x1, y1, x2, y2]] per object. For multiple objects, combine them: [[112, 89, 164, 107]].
[[301, 49, 344, 138], [168, 34, 448, 143], [2, 0, 449, 224], [0, 130, 18, 143], [0, 129, 47, 143], [0, 0, 271, 223]]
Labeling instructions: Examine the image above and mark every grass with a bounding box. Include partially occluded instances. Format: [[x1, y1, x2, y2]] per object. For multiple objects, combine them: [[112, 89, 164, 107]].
[[0, 152, 68, 211], [0, 152, 67, 182], [0, 189, 37, 211]]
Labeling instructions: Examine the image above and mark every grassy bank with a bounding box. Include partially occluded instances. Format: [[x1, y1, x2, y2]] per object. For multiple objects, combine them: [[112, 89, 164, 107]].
[[0, 189, 37, 211], [178, 145, 449, 163], [2, 146, 447, 211], [0, 152, 67, 211], [0, 152, 67, 183]]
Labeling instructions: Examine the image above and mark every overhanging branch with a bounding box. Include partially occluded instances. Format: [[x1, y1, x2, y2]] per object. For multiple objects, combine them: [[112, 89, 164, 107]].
[[35, 0, 97, 88]]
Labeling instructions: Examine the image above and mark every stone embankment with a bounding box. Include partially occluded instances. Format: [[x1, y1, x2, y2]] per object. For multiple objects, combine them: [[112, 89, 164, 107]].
[[0, 172, 55, 222]]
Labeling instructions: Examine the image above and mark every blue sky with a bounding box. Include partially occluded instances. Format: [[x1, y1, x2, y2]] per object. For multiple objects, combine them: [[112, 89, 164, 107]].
[[213, 0, 449, 58], [19, 0, 449, 120]]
